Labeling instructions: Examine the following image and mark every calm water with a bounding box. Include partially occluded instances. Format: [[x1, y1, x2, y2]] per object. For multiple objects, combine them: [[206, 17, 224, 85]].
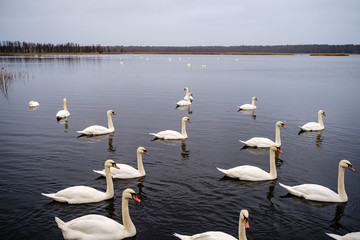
[[0, 54, 359, 240]]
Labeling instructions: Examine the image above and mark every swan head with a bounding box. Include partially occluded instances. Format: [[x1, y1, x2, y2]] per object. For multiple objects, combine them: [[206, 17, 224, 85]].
[[319, 110, 326, 116], [104, 159, 120, 169], [107, 110, 116, 116], [184, 87, 189, 91], [240, 210, 250, 229], [63, 98, 67, 103], [276, 121, 286, 128], [270, 144, 283, 153], [123, 188, 141, 202], [339, 160, 355, 172], [137, 146, 149, 156], [182, 116, 191, 123], [252, 96, 258, 101]]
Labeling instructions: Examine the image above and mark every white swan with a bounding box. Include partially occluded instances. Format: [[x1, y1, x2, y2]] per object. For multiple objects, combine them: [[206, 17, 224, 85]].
[[177, 93, 193, 107], [42, 159, 119, 204], [77, 110, 116, 135], [217, 144, 283, 181], [29, 100, 39, 107], [299, 110, 326, 131], [174, 209, 250, 240], [183, 87, 194, 101], [55, 188, 140, 240], [150, 116, 191, 140], [238, 97, 257, 110], [239, 121, 285, 148], [326, 232, 360, 240], [279, 160, 355, 202], [93, 147, 149, 179], [56, 98, 70, 120]]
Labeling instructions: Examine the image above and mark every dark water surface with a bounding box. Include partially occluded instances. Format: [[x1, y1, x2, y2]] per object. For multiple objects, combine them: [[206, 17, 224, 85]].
[[0, 54, 359, 239]]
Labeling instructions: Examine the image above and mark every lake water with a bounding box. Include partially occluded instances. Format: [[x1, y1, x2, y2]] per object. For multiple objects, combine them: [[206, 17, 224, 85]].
[[0, 54, 359, 240]]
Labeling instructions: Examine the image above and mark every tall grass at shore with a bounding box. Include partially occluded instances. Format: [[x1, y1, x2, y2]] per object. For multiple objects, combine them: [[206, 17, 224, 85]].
[[0, 66, 32, 99]]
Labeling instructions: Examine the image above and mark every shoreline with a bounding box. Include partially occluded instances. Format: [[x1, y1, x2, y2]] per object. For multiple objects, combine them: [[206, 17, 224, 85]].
[[0, 52, 350, 56]]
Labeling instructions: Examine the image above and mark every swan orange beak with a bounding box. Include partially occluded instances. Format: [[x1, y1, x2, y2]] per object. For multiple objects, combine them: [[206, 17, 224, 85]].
[[322, 112, 326, 116], [187, 119, 191, 123], [133, 195, 141, 202], [112, 112, 116, 115], [349, 166, 356, 172], [277, 148, 283, 154], [244, 219, 250, 229], [282, 124, 286, 129], [144, 152, 149, 156], [112, 163, 120, 169]]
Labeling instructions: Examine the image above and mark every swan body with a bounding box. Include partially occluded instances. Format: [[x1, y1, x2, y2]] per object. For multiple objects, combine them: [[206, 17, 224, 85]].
[[56, 98, 70, 119], [55, 188, 140, 240], [174, 209, 249, 240], [279, 160, 355, 202], [238, 97, 257, 110], [217, 144, 283, 181], [94, 147, 149, 179], [42, 160, 119, 204], [183, 87, 194, 101], [326, 232, 360, 240], [299, 110, 326, 131], [29, 100, 39, 107], [177, 93, 193, 107], [77, 110, 116, 135], [150, 116, 191, 140], [239, 121, 285, 148]]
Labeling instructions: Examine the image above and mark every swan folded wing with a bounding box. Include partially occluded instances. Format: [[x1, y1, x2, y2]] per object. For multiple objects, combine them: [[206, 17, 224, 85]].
[[177, 100, 191, 106], [77, 125, 111, 135], [238, 104, 255, 110], [280, 183, 339, 202], [299, 122, 323, 131], [95, 164, 142, 179], [190, 231, 236, 240], [150, 130, 183, 139], [66, 214, 124, 236], [240, 137, 274, 147], [53, 186, 106, 203], [56, 110, 70, 118], [219, 165, 271, 181]]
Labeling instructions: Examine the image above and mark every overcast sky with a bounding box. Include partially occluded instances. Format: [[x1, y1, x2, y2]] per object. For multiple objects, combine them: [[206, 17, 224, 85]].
[[1, 0, 359, 46]]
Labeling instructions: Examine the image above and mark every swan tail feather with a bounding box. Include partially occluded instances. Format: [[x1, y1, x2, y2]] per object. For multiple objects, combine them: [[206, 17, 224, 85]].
[[55, 217, 66, 228], [173, 233, 191, 240], [41, 193, 55, 198], [325, 233, 342, 240], [239, 140, 247, 145], [93, 170, 106, 176], [216, 167, 227, 175]]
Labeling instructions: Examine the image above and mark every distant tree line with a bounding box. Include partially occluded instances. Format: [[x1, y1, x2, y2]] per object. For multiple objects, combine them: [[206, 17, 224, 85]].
[[1, 41, 359, 54]]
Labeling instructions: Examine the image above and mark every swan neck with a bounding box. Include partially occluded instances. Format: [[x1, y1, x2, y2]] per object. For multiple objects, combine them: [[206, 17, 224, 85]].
[[318, 112, 324, 127], [185, 88, 189, 97], [63, 99, 67, 111], [122, 195, 135, 233], [107, 112, 114, 131], [137, 152, 145, 175], [238, 217, 247, 240], [338, 165, 347, 201], [105, 165, 114, 197], [269, 148, 277, 178], [275, 124, 281, 145], [251, 98, 255, 106], [181, 119, 187, 138]]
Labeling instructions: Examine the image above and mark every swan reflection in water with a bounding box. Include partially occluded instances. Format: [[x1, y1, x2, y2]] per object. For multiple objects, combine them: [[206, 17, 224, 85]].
[[238, 109, 256, 120], [298, 130, 324, 148], [152, 139, 190, 160], [175, 105, 192, 114], [280, 194, 347, 229], [29, 106, 39, 111], [57, 117, 69, 133], [220, 177, 277, 202], [78, 133, 116, 152]]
